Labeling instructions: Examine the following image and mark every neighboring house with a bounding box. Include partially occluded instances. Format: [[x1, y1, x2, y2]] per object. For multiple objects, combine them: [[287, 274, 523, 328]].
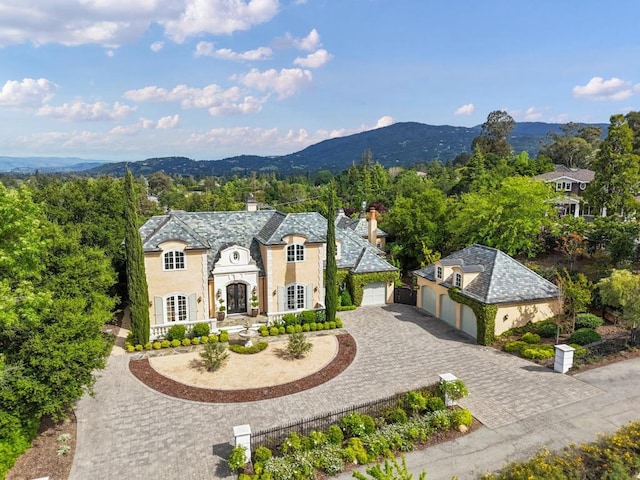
[[413, 244, 561, 344], [534, 165, 601, 218], [336, 207, 388, 249], [139, 200, 397, 339]]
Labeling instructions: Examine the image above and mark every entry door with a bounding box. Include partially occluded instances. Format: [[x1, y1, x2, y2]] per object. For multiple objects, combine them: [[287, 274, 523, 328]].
[[226, 283, 247, 314]]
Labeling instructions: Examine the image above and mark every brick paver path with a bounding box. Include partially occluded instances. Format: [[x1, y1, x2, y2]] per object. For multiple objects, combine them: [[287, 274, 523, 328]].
[[69, 305, 602, 480]]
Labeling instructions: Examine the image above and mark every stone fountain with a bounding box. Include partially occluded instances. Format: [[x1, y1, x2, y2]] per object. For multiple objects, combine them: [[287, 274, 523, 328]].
[[238, 322, 258, 347]]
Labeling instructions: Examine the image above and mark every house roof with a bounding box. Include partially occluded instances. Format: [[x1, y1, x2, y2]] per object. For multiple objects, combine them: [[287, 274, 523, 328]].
[[140, 209, 395, 276], [534, 166, 595, 183], [413, 244, 560, 304], [336, 211, 388, 238]]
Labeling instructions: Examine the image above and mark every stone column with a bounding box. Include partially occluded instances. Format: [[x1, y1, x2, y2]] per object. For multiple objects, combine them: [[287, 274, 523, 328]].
[[439, 372, 458, 407], [554, 344, 575, 373], [233, 424, 252, 460]]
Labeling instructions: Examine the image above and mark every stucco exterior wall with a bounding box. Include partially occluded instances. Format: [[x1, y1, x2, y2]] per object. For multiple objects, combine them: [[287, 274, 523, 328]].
[[495, 300, 561, 336], [145, 241, 208, 325]]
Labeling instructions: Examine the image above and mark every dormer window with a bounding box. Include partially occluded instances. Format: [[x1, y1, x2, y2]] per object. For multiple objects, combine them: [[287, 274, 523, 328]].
[[454, 273, 462, 288], [164, 251, 185, 270], [555, 181, 572, 192], [436, 266, 443, 279], [287, 244, 305, 262]]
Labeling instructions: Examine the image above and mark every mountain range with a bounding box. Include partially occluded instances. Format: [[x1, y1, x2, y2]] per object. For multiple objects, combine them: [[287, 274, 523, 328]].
[[0, 121, 607, 176]]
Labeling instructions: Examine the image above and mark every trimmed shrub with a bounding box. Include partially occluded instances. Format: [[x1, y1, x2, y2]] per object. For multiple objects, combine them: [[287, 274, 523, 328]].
[[521, 344, 554, 360], [295, 324, 303, 333], [281, 432, 303, 454], [227, 445, 247, 471], [430, 410, 451, 431], [135, 344, 143, 351], [161, 339, 170, 348], [340, 412, 376, 438], [152, 341, 162, 350], [191, 337, 200, 345], [282, 313, 298, 327], [336, 318, 343, 328], [328, 321, 336, 329], [324, 322, 331, 330], [144, 342, 152, 350], [315, 310, 327, 323], [521, 332, 541, 344], [208, 334, 219, 343], [254, 446, 272, 463], [384, 407, 408, 424], [343, 437, 369, 465], [451, 408, 473, 428], [259, 326, 269, 337], [569, 343, 589, 358], [426, 396, 446, 412], [170, 339, 181, 348], [199, 342, 229, 371], [575, 313, 605, 330], [229, 342, 268, 354], [219, 330, 229, 343], [326, 425, 344, 445], [200, 336, 209, 344], [340, 289, 353, 307], [191, 322, 210, 338], [269, 326, 279, 336], [278, 326, 286, 335], [166, 324, 186, 341], [126, 345, 135, 352], [299, 310, 317, 325], [535, 320, 559, 338], [569, 328, 602, 346], [309, 322, 317, 331], [182, 338, 191, 347], [285, 325, 295, 335], [406, 391, 427, 414], [503, 340, 528, 353], [302, 323, 310, 332]]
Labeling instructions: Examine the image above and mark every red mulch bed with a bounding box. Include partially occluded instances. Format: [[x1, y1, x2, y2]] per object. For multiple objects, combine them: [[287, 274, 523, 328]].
[[129, 333, 357, 402]]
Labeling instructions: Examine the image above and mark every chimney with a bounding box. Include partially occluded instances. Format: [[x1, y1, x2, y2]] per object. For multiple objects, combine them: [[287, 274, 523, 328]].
[[246, 193, 258, 212], [368, 207, 377, 246]]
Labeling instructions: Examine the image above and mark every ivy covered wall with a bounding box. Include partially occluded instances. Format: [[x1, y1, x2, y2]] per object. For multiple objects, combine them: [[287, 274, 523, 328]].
[[348, 271, 400, 306], [448, 288, 498, 346]]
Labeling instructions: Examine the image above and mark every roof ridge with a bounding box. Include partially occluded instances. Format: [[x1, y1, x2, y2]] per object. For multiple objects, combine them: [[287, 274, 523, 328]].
[[141, 214, 171, 245]]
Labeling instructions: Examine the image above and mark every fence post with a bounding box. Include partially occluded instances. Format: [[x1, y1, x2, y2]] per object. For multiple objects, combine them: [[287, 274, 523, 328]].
[[554, 344, 575, 374], [233, 424, 252, 460], [438, 372, 458, 406]]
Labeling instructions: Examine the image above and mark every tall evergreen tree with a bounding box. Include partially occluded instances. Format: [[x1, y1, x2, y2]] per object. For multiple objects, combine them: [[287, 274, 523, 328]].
[[325, 182, 338, 323], [124, 168, 150, 345]]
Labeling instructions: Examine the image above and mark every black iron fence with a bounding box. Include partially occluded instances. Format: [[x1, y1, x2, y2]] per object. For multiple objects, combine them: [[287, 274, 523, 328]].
[[250, 384, 436, 455], [394, 286, 417, 306]]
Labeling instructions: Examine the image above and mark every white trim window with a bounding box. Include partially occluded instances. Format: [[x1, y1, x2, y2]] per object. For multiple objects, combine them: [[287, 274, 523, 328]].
[[287, 284, 305, 310], [286, 244, 305, 263], [436, 265, 443, 279], [454, 273, 462, 288], [163, 250, 185, 270], [165, 294, 187, 322]]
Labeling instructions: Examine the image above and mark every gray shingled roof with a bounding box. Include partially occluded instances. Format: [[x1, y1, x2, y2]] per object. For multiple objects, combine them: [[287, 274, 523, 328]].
[[140, 209, 396, 276], [335, 211, 388, 238], [413, 244, 560, 304], [534, 167, 595, 183]]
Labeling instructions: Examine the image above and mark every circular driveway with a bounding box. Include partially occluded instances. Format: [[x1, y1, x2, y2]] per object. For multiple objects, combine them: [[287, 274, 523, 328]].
[[69, 305, 603, 480]]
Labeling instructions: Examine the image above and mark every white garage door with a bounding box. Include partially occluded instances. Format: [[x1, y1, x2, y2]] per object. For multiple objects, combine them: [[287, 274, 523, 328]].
[[361, 282, 387, 306], [421, 286, 437, 316], [439, 295, 457, 327], [460, 305, 477, 339]]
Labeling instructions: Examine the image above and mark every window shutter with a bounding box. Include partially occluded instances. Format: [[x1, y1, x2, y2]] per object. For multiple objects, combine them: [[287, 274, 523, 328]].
[[154, 297, 163, 324], [188, 293, 197, 321], [277, 286, 285, 311], [306, 284, 314, 309]]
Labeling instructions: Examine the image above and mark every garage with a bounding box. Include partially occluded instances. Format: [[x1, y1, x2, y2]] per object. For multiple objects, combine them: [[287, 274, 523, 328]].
[[421, 286, 437, 316], [439, 295, 457, 327], [460, 305, 477, 339], [361, 282, 387, 306]]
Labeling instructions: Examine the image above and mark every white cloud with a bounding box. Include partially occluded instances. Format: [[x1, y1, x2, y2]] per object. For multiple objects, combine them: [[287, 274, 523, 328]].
[[277, 28, 321, 51], [194, 41, 272, 61], [523, 106, 543, 121], [0, 0, 277, 47], [375, 116, 394, 128], [124, 83, 265, 115], [0, 78, 57, 107], [454, 103, 475, 116], [238, 67, 312, 99], [150, 41, 164, 52], [105, 49, 115, 57], [161, 0, 279, 42], [156, 114, 179, 129], [37, 100, 136, 121], [293, 49, 332, 68], [573, 76, 640, 101]]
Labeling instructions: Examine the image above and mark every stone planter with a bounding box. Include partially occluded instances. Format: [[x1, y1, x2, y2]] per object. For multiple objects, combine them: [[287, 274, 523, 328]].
[[250, 308, 259, 317], [217, 311, 226, 322]]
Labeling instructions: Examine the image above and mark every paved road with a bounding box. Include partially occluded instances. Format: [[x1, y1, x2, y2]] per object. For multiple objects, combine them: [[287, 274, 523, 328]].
[[70, 305, 633, 480]]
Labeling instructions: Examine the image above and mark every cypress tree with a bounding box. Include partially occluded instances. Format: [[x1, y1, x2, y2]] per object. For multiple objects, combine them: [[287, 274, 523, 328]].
[[124, 168, 150, 345], [325, 182, 338, 323]]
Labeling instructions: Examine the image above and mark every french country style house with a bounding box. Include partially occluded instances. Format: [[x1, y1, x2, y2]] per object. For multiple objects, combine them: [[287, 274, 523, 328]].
[[414, 244, 561, 344], [139, 201, 397, 339]]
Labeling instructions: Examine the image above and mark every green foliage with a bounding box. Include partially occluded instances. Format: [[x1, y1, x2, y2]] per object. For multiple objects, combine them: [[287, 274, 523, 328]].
[[152, 341, 162, 350], [348, 271, 399, 307], [521, 332, 541, 344], [448, 288, 498, 345], [336, 318, 344, 328], [254, 445, 272, 463], [521, 344, 555, 360], [569, 344, 589, 358], [285, 325, 295, 334], [171, 339, 181, 348], [405, 391, 427, 414], [166, 324, 186, 341], [557, 269, 592, 329], [281, 431, 303, 454], [568, 328, 602, 346], [208, 334, 219, 343], [326, 424, 344, 445], [161, 340, 170, 348], [282, 313, 298, 327], [269, 326, 279, 336], [182, 338, 191, 346], [191, 322, 210, 338], [229, 342, 268, 354], [298, 310, 316, 325], [200, 336, 209, 344], [219, 330, 229, 343], [191, 338, 200, 345], [425, 396, 445, 412], [438, 379, 468, 401], [227, 445, 247, 471], [278, 326, 286, 335], [575, 313, 604, 330], [286, 332, 313, 359], [340, 288, 353, 307], [384, 407, 408, 424], [536, 320, 560, 338], [430, 410, 452, 431], [124, 168, 150, 345], [199, 342, 229, 372], [340, 412, 376, 438], [503, 341, 528, 353], [325, 182, 338, 323], [597, 269, 640, 332], [450, 408, 474, 428]]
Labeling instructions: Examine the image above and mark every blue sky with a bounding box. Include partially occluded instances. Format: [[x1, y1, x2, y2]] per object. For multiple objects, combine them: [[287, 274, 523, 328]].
[[0, 0, 639, 162]]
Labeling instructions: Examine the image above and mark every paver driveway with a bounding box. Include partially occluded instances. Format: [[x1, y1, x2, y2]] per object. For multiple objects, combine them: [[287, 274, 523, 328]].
[[70, 305, 602, 480]]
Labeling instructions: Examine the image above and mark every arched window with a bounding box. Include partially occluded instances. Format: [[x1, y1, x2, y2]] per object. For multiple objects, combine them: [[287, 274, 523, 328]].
[[454, 273, 462, 288], [287, 284, 306, 310], [286, 244, 305, 262], [165, 294, 187, 322], [164, 251, 185, 270]]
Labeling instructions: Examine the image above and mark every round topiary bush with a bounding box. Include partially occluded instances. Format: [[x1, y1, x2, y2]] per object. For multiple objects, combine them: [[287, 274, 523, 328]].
[[208, 334, 219, 343], [191, 322, 210, 338], [521, 344, 554, 360], [269, 326, 279, 336], [285, 325, 295, 334], [521, 332, 541, 344], [575, 313, 605, 330], [161, 339, 170, 348], [219, 330, 229, 343], [278, 326, 286, 335], [170, 339, 181, 348], [200, 336, 209, 344], [503, 340, 528, 353], [182, 338, 191, 346], [166, 324, 186, 341], [326, 425, 344, 445], [569, 343, 589, 358], [568, 328, 601, 346], [191, 337, 200, 345], [336, 318, 343, 328], [254, 446, 272, 463], [309, 322, 317, 331], [152, 341, 162, 350], [535, 320, 560, 338], [426, 396, 446, 412]]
